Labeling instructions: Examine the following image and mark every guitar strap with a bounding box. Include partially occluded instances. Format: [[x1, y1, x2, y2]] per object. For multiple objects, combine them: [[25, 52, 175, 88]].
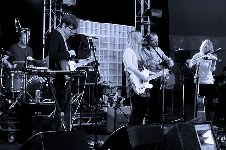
[[141, 48, 163, 85]]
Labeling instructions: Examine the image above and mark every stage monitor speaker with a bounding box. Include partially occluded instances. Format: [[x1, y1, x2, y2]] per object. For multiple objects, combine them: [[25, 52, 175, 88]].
[[101, 125, 164, 150], [19, 129, 89, 150], [165, 122, 218, 150]]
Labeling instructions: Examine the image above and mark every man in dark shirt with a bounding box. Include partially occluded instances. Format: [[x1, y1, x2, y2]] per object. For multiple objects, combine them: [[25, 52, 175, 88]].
[[45, 13, 79, 131], [6, 29, 45, 70]]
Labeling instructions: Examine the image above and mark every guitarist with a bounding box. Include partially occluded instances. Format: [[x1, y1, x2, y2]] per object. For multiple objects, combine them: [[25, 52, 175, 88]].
[[46, 14, 79, 131], [142, 32, 174, 124], [123, 30, 157, 125]]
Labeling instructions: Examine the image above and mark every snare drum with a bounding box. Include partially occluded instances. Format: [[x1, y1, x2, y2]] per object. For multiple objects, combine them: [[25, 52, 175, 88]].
[[4, 71, 24, 92]]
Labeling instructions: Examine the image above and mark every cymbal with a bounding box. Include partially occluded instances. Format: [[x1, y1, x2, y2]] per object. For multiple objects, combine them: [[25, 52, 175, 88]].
[[13, 61, 25, 64]]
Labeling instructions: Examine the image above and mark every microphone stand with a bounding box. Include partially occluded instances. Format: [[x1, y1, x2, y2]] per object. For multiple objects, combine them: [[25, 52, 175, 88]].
[[88, 38, 100, 149], [194, 63, 200, 119], [150, 46, 168, 126]]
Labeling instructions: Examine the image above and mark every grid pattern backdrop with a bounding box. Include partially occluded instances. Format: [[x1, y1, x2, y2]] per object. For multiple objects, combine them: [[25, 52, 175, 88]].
[[77, 20, 135, 87]]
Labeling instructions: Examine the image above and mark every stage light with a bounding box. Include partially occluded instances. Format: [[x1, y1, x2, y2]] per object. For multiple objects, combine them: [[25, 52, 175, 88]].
[[143, 8, 163, 18], [63, 0, 76, 6]]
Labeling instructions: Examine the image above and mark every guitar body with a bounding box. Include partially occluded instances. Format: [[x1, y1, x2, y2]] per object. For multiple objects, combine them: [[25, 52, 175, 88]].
[[130, 69, 153, 94], [130, 68, 169, 95], [60, 57, 94, 80]]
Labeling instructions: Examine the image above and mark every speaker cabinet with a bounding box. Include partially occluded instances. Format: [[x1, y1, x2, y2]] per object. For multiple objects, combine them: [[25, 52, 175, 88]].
[[101, 125, 164, 150], [165, 122, 218, 150], [19, 129, 89, 150]]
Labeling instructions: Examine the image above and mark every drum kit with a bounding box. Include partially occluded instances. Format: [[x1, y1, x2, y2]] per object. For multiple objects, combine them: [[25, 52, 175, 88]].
[[0, 58, 52, 111], [0, 53, 51, 142]]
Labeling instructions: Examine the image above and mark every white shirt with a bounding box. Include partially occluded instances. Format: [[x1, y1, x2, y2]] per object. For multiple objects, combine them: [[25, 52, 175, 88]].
[[188, 53, 216, 84]]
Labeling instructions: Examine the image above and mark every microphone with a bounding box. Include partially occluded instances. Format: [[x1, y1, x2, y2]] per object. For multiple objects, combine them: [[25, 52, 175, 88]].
[[15, 18, 21, 32]]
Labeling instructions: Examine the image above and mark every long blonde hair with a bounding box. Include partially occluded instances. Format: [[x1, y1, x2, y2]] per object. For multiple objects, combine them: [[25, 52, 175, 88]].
[[127, 30, 143, 60]]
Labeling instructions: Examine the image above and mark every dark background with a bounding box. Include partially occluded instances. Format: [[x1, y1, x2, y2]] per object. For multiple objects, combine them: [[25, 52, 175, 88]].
[[0, 0, 169, 58]]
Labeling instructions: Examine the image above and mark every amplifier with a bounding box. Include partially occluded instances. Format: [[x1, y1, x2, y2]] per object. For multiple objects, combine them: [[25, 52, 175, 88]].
[[28, 102, 55, 116], [28, 103, 55, 133]]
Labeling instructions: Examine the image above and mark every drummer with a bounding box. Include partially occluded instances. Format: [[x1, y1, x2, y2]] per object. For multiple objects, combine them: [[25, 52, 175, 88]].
[[3, 29, 45, 70]]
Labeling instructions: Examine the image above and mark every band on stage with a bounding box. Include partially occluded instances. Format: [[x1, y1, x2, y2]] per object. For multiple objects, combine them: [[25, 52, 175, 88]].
[[0, 16, 226, 144]]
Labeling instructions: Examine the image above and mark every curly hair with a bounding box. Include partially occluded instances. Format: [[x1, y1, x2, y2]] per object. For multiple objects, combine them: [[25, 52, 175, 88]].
[[60, 13, 79, 29], [200, 39, 214, 54]]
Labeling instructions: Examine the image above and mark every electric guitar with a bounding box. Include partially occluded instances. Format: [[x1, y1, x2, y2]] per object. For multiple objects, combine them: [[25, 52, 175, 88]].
[[60, 57, 94, 80], [130, 68, 169, 95]]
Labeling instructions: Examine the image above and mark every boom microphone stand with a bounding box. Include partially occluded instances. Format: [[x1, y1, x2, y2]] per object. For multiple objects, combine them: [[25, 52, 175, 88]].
[[151, 46, 168, 126], [88, 37, 101, 149]]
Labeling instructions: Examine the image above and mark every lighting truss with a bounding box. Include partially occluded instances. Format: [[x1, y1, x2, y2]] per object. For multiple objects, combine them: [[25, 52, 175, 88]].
[[42, 0, 62, 59], [135, 0, 151, 37]]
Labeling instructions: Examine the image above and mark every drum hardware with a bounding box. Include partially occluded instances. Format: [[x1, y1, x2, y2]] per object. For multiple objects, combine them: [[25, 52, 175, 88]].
[[25, 69, 88, 131], [8, 72, 34, 110]]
